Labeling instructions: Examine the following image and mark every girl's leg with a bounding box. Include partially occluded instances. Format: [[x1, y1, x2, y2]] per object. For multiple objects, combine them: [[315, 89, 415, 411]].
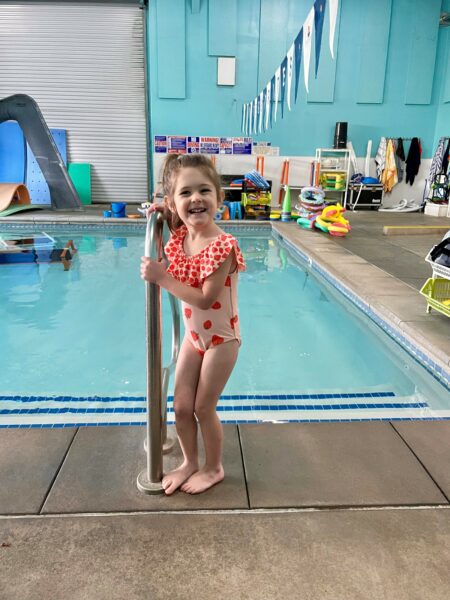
[[181, 340, 239, 494], [162, 336, 203, 495]]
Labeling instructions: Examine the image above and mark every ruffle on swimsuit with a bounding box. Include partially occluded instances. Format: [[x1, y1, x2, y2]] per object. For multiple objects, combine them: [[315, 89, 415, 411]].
[[164, 225, 246, 287]]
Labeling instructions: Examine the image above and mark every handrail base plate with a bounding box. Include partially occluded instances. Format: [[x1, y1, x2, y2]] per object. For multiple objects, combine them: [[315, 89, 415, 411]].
[[137, 470, 165, 495]]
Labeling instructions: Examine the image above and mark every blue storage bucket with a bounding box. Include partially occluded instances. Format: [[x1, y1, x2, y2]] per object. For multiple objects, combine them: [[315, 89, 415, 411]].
[[111, 202, 126, 218]]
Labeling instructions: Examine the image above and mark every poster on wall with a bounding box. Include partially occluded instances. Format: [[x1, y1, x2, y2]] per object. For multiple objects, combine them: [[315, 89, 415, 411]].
[[154, 135, 167, 153], [187, 136, 200, 153], [220, 137, 233, 154], [168, 136, 187, 153], [200, 136, 220, 154], [232, 137, 252, 155]]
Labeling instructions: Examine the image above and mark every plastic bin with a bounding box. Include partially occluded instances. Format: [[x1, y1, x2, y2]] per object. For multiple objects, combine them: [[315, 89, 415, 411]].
[[420, 278, 450, 317]]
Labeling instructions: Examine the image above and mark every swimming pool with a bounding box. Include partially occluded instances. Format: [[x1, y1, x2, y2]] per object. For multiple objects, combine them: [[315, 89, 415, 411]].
[[0, 224, 448, 427]]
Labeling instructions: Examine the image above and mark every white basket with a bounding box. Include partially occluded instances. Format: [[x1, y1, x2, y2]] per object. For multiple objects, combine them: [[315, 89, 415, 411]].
[[424, 202, 448, 217], [426, 251, 450, 281]]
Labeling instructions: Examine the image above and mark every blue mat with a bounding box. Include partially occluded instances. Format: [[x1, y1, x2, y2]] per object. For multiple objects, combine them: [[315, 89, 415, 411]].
[[26, 129, 67, 205], [0, 121, 26, 184]]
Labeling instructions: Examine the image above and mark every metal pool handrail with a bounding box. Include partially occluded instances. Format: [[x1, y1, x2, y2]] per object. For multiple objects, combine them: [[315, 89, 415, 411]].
[[137, 212, 181, 494]]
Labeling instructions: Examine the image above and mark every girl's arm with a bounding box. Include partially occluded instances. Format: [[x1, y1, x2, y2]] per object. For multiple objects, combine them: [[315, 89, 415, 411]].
[[140, 253, 235, 310]]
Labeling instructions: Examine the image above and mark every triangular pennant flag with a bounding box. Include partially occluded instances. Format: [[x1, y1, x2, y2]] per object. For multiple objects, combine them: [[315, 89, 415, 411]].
[[256, 95, 260, 134], [262, 87, 267, 131], [265, 81, 271, 130], [253, 97, 258, 134], [286, 43, 294, 111], [280, 56, 287, 118], [314, 0, 326, 77], [294, 28, 303, 103], [248, 101, 253, 134], [274, 66, 281, 122], [329, 0, 338, 59], [270, 76, 275, 127], [242, 103, 247, 134], [258, 91, 264, 133], [303, 7, 314, 93]]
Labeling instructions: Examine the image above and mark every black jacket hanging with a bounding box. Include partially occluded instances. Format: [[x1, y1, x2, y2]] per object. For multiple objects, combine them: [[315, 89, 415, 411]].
[[405, 137, 421, 185], [396, 138, 405, 162]]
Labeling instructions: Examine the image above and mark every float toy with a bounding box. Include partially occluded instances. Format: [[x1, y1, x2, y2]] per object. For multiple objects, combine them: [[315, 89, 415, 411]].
[[315, 203, 351, 237]]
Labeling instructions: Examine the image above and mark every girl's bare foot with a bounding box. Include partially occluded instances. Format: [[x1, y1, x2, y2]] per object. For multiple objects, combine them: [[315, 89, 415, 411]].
[[180, 465, 224, 494], [162, 462, 198, 495]]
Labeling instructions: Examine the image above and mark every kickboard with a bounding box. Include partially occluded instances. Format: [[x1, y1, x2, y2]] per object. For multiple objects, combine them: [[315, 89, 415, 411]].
[[0, 204, 42, 218], [68, 163, 92, 205], [26, 128, 67, 205], [0, 121, 26, 184]]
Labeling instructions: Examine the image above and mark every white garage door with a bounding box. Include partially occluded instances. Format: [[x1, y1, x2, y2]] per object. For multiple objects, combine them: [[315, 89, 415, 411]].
[[0, 1, 148, 204]]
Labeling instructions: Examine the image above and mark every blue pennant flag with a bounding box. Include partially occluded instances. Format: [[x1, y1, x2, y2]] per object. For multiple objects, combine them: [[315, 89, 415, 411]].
[[280, 56, 287, 118], [294, 27, 303, 103], [262, 87, 267, 131], [314, 0, 326, 78], [270, 75, 275, 127]]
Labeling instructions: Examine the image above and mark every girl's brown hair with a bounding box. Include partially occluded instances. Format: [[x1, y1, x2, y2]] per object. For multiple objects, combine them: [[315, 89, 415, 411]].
[[161, 154, 222, 231]]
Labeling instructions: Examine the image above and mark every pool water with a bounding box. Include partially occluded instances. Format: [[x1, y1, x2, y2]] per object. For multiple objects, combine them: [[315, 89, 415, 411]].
[[0, 226, 448, 426]]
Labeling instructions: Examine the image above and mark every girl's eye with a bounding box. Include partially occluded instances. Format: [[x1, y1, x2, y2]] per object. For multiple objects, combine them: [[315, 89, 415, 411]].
[[180, 191, 190, 196], [201, 188, 211, 194]]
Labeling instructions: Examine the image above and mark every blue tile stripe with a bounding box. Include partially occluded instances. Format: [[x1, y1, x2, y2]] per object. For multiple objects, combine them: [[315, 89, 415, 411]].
[[0, 391, 396, 404], [0, 391, 430, 423]]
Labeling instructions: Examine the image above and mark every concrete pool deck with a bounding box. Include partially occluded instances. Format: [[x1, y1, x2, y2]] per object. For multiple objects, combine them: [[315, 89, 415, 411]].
[[1, 208, 450, 599]]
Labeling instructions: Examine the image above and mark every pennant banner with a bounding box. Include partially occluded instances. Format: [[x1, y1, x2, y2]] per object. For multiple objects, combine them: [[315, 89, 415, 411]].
[[280, 56, 287, 119], [329, 0, 338, 59], [265, 81, 271, 130], [274, 66, 281, 123], [314, 0, 326, 77], [294, 28, 303, 103], [303, 7, 314, 94], [241, 0, 339, 130], [262, 87, 267, 131], [286, 43, 294, 111], [270, 76, 275, 127]]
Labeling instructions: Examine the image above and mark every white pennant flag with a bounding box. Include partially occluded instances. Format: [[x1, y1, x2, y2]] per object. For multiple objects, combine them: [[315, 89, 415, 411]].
[[248, 101, 253, 134], [303, 7, 314, 93], [286, 43, 294, 111], [258, 91, 264, 133], [329, 0, 339, 59], [253, 98, 258, 134], [242, 103, 247, 134], [274, 66, 281, 123], [265, 81, 271, 130]]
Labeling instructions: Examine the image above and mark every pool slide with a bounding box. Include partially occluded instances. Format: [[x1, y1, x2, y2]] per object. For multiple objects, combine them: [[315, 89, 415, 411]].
[[0, 94, 82, 210]]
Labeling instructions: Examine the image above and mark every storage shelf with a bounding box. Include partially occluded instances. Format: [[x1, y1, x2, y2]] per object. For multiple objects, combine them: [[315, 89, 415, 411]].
[[315, 148, 350, 207]]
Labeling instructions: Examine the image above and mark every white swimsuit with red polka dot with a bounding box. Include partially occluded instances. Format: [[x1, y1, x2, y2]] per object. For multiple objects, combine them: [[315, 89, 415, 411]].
[[165, 225, 246, 355]]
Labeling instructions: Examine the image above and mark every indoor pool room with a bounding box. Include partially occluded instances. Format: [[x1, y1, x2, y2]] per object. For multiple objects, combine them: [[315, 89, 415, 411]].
[[2, 1, 450, 599]]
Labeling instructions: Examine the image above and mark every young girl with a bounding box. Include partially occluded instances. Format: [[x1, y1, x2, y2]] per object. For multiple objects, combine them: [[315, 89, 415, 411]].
[[140, 154, 245, 495]]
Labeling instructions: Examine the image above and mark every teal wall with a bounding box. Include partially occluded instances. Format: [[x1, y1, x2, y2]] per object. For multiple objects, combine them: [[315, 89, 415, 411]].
[[434, 0, 450, 147], [148, 0, 448, 158]]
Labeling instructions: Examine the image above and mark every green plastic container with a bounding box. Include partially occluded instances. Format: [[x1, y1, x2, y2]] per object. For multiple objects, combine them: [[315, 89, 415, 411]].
[[68, 163, 92, 205], [420, 278, 450, 317]]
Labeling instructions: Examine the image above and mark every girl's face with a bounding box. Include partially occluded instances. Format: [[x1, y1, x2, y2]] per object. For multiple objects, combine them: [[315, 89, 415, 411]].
[[169, 167, 219, 228]]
